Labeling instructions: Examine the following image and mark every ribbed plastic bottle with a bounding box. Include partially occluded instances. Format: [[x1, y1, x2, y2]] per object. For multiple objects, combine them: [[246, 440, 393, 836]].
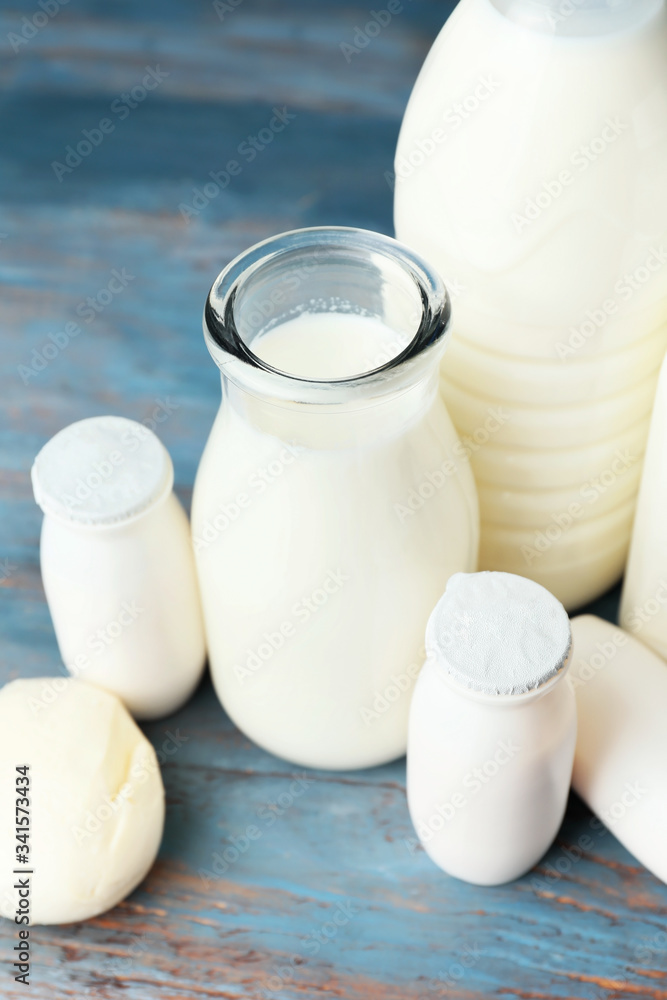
[[394, 0, 667, 609]]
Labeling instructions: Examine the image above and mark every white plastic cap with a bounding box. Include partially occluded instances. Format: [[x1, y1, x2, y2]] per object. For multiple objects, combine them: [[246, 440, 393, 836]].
[[426, 571, 572, 696], [31, 416, 173, 527]]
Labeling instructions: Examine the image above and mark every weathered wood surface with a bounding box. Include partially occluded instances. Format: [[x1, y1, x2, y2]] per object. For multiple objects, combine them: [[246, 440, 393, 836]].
[[1, 0, 667, 996]]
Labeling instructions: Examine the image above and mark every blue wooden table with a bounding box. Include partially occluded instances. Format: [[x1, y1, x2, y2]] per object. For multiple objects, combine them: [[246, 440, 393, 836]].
[[2, 0, 667, 996]]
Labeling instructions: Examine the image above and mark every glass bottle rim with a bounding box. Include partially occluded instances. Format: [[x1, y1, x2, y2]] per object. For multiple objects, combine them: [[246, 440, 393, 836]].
[[203, 226, 451, 404]]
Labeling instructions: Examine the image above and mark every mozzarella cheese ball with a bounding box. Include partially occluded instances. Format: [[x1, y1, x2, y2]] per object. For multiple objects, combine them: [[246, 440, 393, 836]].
[[0, 678, 165, 924]]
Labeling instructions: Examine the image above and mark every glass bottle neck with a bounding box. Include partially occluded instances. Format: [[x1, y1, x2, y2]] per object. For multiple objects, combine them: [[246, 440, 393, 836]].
[[220, 367, 441, 450]]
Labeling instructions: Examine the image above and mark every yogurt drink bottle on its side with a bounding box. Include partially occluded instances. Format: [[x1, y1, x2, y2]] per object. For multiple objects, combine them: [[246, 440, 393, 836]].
[[570, 615, 667, 885], [394, 0, 667, 610], [192, 227, 479, 771], [621, 349, 667, 653]]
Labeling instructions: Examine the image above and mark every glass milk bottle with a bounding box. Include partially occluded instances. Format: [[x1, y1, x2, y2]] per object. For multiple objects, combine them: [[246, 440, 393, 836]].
[[408, 572, 576, 885], [394, 0, 667, 610], [192, 227, 479, 770]]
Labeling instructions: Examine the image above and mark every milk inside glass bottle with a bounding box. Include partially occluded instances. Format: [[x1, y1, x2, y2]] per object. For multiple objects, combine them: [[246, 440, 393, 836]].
[[192, 228, 479, 770], [394, 0, 667, 610]]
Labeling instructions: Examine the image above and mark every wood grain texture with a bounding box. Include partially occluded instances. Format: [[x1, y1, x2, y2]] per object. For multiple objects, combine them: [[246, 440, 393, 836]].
[[1, 0, 666, 997]]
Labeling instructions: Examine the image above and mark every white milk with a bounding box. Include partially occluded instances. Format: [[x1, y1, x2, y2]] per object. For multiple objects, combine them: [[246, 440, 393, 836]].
[[394, 0, 667, 608], [252, 311, 409, 378], [192, 309, 479, 770]]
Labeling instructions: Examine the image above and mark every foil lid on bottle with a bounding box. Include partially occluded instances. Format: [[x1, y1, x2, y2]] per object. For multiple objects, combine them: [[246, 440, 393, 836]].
[[31, 415, 174, 527], [426, 570, 572, 696]]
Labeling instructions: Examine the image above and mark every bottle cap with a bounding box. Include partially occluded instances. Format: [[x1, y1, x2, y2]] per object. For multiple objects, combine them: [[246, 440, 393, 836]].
[[31, 416, 173, 527], [426, 571, 572, 696]]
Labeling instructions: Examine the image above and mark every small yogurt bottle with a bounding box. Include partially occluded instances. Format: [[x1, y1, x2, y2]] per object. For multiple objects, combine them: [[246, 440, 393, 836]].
[[407, 571, 575, 885], [31, 416, 206, 720]]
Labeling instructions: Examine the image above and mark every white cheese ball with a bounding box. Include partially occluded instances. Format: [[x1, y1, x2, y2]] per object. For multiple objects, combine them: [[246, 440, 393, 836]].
[[0, 678, 165, 925]]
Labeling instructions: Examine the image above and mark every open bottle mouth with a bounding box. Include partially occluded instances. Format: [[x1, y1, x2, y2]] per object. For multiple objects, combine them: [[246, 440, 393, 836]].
[[203, 227, 451, 404]]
